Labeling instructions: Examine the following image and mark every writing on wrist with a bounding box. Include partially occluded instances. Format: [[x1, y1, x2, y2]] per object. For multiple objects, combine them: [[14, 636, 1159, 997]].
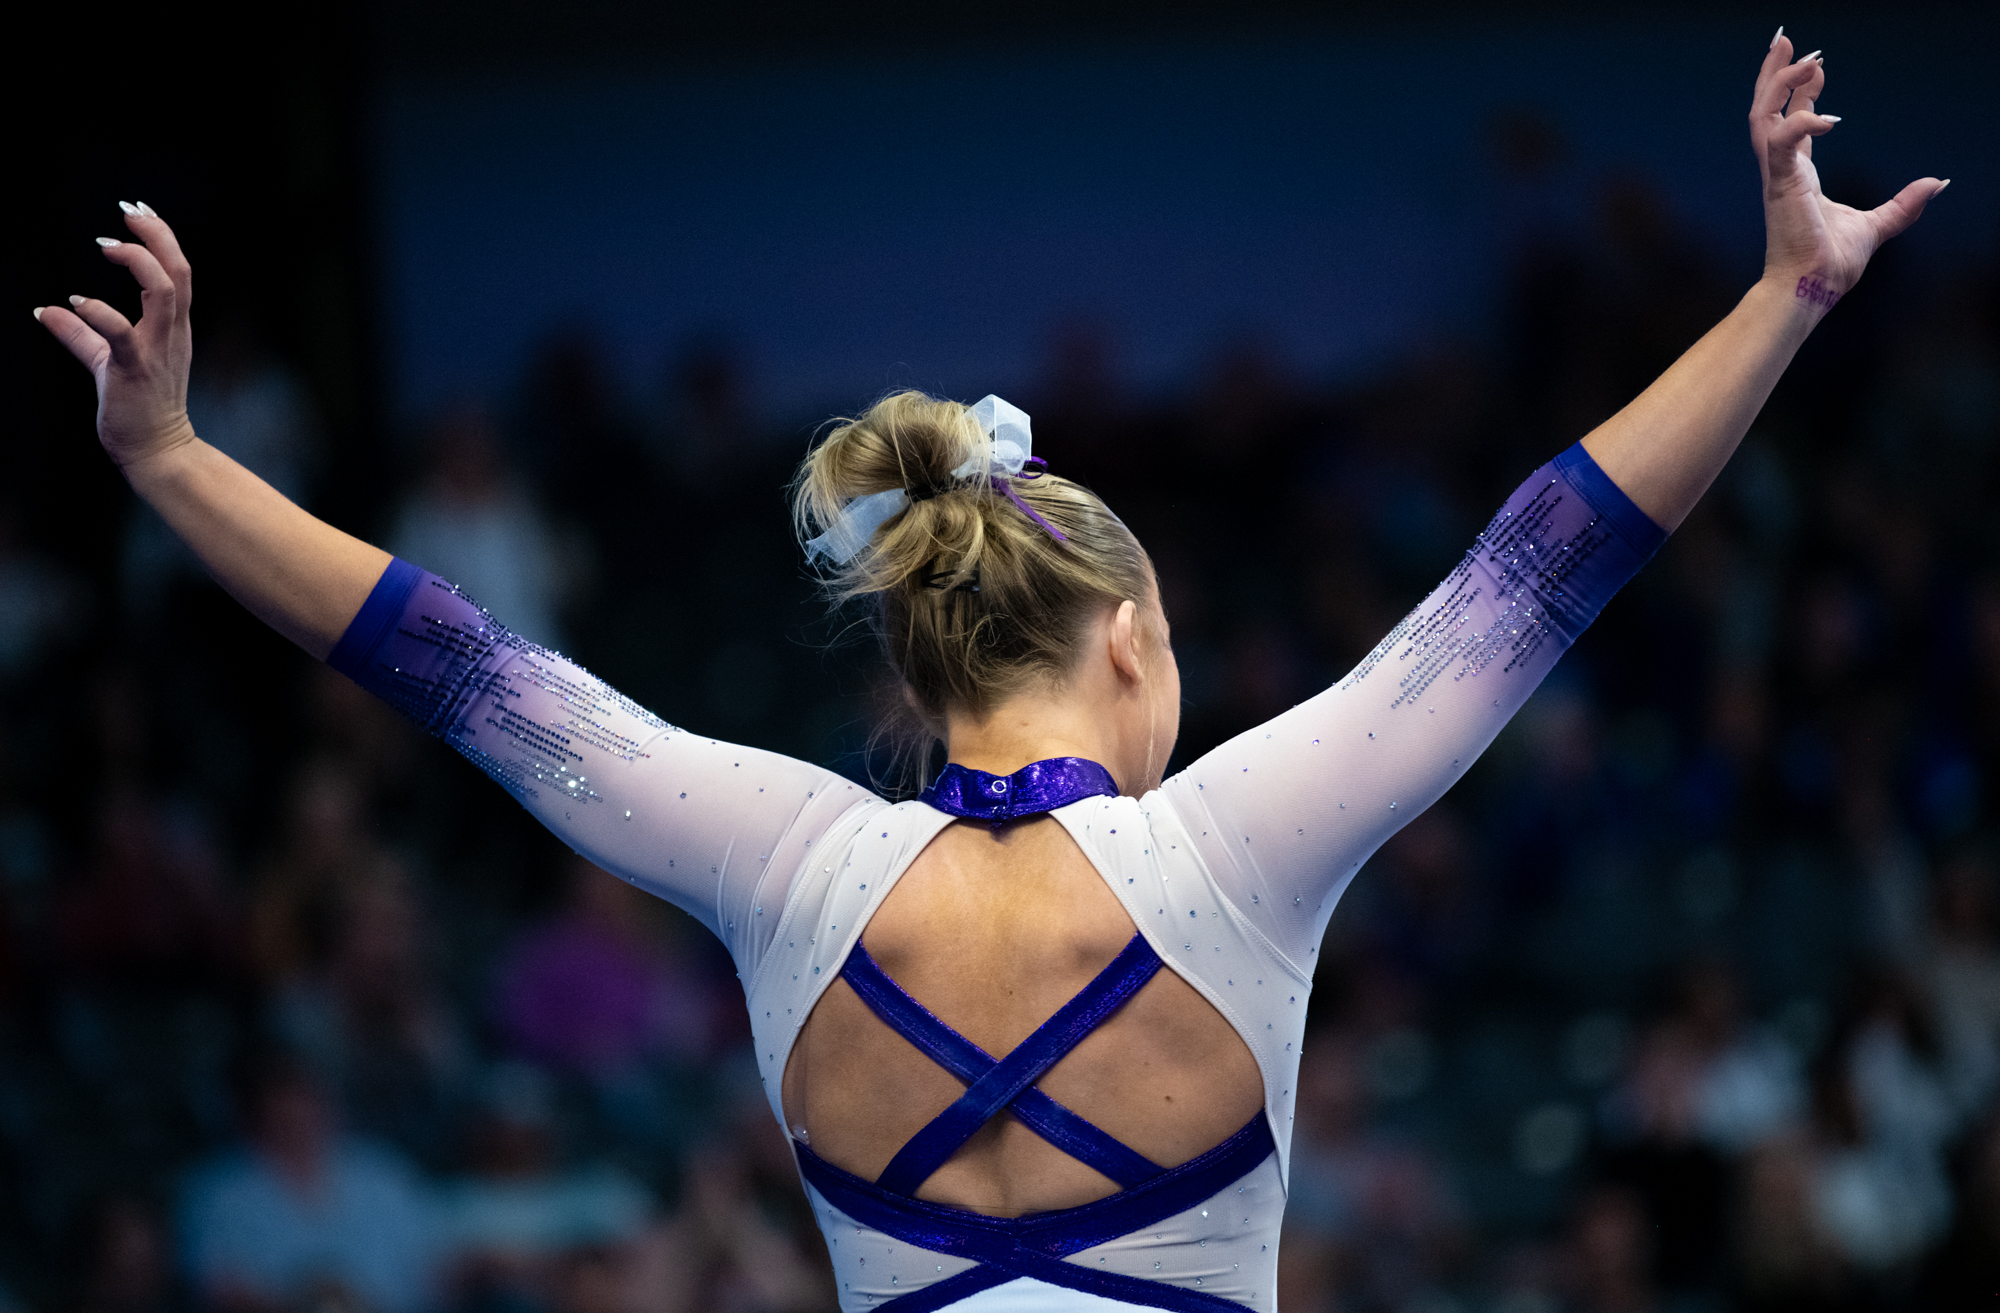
[[1794, 275, 1841, 312]]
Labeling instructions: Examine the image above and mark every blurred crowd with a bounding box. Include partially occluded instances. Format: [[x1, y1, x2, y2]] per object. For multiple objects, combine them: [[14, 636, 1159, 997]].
[[3, 166, 1997, 1313]]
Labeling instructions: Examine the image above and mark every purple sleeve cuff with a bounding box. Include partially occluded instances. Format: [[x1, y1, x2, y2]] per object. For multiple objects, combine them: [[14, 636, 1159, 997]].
[[327, 557, 426, 682], [1553, 441, 1668, 560], [324, 559, 530, 738]]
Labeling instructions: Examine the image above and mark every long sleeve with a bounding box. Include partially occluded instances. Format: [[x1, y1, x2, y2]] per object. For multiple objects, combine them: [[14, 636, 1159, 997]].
[[326, 562, 872, 969], [1159, 442, 1666, 967]]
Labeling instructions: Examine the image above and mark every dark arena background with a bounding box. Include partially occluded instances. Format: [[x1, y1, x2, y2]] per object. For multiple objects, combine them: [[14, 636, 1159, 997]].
[[6, 2, 1999, 1310]]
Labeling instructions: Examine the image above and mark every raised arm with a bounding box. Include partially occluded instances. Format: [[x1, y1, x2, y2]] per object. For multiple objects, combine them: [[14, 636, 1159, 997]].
[[1163, 32, 1943, 963], [34, 207, 874, 970], [1581, 31, 1947, 530], [34, 206, 386, 657]]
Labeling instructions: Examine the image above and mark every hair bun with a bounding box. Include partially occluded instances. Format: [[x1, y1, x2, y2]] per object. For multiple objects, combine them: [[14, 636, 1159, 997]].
[[792, 390, 1156, 787]]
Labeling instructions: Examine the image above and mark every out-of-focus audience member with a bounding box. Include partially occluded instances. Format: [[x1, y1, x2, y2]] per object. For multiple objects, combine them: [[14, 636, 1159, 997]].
[[1600, 959, 1801, 1298], [1560, 1185, 1659, 1313], [250, 760, 386, 986], [1918, 1109, 2000, 1308], [69, 1195, 186, 1313], [268, 853, 471, 1162], [1923, 839, 2000, 1118], [179, 1058, 443, 1313], [390, 411, 567, 651], [440, 1062, 653, 1313], [1279, 1030, 1464, 1313], [644, 1115, 837, 1313], [1806, 972, 1957, 1276], [1732, 1132, 1859, 1312], [492, 859, 723, 1076], [54, 787, 238, 990]]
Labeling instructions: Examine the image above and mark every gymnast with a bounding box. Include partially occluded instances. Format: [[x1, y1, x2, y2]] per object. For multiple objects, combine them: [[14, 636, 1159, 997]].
[[35, 33, 1943, 1313]]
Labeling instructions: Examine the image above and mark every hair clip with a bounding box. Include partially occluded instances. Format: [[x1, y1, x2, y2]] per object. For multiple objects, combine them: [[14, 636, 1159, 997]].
[[921, 568, 980, 593]]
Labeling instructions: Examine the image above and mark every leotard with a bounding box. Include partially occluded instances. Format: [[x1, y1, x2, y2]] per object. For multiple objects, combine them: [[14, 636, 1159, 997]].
[[328, 441, 1664, 1310]]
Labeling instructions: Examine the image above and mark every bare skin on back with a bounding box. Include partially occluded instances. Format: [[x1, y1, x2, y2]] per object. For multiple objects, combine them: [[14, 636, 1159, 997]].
[[781, 815, 1265, 1218]]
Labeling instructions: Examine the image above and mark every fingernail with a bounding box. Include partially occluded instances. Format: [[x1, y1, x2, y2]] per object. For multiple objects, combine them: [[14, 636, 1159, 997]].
[[119, 201, 141, 216], [1771, 25, 1783, 48], [32, 307, 43, 322], [69, 295, 85, 307], [136, 201, 158, 217], [96, 237, 122, 248], [1798, 49, 1821, 63], [1936, 179, 1951, 195], [1821, 115, 1842, 123]]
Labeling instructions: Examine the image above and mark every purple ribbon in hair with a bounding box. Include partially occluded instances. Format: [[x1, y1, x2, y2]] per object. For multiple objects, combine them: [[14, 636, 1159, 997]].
[[996, 457, 1068, 544]]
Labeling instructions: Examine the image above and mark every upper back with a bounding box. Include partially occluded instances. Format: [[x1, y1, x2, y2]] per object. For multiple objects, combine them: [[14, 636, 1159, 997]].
[[778, 814, 1264, 1216]]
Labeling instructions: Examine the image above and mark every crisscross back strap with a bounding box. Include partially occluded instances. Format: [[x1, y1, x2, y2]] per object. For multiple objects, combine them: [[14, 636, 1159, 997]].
[[795, 1112, 1274, 1312], [868, 933, 1164, 1197], [844, 943, 1164, 1189]]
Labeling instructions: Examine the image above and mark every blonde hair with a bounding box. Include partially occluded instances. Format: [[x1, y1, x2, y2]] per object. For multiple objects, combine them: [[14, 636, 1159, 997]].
[[793, 391, 1157, 778]]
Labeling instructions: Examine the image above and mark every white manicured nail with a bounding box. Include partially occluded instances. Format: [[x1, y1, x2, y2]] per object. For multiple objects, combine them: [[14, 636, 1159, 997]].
[[119, 201, 141, 216], [1936, 179, 1951, 194], [32, 307, 43, 322], [1798, 49, 1821, 63], [1820, 114, 1841, 123], [69, 295, 85, 307], [96, 237, 122, 248], [1771, 26, 1783, 48], [136, 201, 158, 217]]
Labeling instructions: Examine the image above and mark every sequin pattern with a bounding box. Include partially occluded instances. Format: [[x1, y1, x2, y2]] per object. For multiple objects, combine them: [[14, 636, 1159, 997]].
[[367, 580, 673, 804], [1341, 479, 1614, 708]]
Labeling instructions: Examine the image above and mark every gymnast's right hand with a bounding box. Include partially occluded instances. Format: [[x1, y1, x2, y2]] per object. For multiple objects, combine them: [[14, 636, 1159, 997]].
[[35, 204, 197, 470]]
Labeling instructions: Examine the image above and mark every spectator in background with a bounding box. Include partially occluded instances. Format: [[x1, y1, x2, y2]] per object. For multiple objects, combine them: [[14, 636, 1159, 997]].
[[180, 1057, 441, 1313], [492, 858, 727, 1076], [492, 858, 737, 1165], [1561, 1185, 1660, 1313], [391, 410, 567, 651], [1280, 1031, 1463, 1313], [267, 851, 472, 1164], [644, 1110, 839, 1313], [1919, 1108, 2000, 1308], [53, 787, 238, 991], [440, 1062, 653, 1313], [1806, 972, 1958, 1278], [1732, 1132, 1861, 1312], [1600, 959, 1802, 1298], [250, 760, 389, 988], [68, 1194, 186, 1313], [1923, 838, 2000, 1118]]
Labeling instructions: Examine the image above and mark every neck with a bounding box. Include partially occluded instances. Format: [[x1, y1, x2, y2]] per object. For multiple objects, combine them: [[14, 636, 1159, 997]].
[[944, 685, 1156, 798]]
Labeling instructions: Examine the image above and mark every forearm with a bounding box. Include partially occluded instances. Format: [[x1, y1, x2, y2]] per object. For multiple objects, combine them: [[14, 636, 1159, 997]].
[[122, 435, 390, 659], [1580, 275, 1818, 532]]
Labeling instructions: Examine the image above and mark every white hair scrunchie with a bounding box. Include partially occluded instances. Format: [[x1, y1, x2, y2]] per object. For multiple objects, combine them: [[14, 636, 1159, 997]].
[[805, 395, 1060, 564]]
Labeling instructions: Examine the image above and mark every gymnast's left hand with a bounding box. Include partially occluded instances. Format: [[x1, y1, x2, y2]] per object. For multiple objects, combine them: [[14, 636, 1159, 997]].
[[34, 204, 197, 471], [1752, 33, 1946, 310]]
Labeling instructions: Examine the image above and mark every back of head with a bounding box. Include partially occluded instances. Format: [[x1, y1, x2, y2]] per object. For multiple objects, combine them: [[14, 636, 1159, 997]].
[[793, 391, 1154, 777]]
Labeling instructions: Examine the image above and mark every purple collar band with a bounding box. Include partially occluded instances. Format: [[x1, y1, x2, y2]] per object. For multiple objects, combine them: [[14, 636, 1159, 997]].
[[919, 757, 1119, 823]]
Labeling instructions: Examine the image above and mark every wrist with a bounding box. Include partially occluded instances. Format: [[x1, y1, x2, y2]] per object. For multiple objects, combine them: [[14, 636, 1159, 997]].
[[117, 420, 204, 488], [1757, 268, 1841, 326]]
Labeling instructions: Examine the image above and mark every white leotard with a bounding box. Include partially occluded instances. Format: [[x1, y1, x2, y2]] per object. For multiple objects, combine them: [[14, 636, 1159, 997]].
[[329, 442, 1663, 1309]]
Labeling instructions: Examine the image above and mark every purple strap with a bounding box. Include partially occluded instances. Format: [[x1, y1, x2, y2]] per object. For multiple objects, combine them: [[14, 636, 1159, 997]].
[[920, 757, 1119, 824], [875, 934, 1165, 1196], [795, 1113, 1273, 1312], [843, 943, 1164, 1189]]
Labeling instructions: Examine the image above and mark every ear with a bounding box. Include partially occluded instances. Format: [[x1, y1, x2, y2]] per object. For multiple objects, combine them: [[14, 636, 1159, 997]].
[[1107, 599, 1145, 685]]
